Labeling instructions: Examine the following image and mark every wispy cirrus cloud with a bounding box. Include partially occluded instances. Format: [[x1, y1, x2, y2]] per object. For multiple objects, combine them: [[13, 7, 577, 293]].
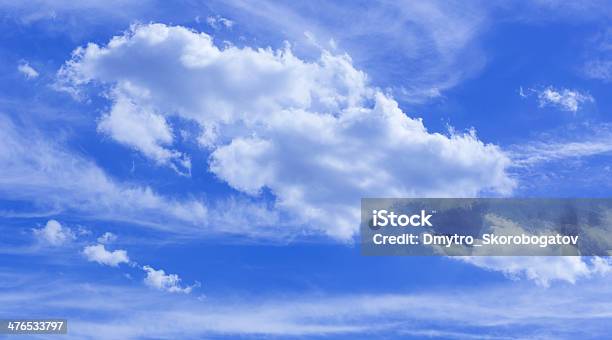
[[0, 0, 151, 26], [583, 28, 612, 82], [0, 113, 304, 241], [457, 256, 611, 287], [1, 274, 611, 339], [506, 122, 612, 196], [511, 139, 612, 166], [213, 0, 490, 103], [0, 114, 207, 232], [509, 122, 612, 166]]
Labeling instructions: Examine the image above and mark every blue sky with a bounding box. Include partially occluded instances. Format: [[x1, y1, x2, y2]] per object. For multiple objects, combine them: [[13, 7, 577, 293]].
[[1, 1, 612, 338]]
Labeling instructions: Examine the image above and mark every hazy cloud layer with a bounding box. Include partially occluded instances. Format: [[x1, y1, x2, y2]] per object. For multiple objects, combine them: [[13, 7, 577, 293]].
[[1, 275, 611, 339]]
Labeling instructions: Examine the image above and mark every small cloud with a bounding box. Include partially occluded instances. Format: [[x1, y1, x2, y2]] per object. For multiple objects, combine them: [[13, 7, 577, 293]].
[[206, 15, 233, 29], [142, 265, 199, 294], [97, 232, 117, 244], [520, 86, 594, 113], [328, 38, 337, 50], [33, 220, 75, 246], [398, 86, 443, 104], [538, 87, 593, 112], [584, 60, 612, 82], [83, 244, 129, 267], [17, 61, 39, 79], [76, 225, 92, 236], [583, 29, 612, 82]]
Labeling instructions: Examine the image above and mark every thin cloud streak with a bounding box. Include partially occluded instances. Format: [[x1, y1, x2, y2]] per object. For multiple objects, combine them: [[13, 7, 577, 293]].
[[1, 276, 610, 339]]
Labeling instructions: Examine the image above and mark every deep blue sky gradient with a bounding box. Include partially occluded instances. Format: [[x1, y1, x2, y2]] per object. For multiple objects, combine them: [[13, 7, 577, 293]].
[[1, 1, 611, 338]]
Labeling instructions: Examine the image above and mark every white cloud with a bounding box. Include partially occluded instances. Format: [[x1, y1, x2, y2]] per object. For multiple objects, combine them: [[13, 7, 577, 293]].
[[513, 140, 612, 166], [80, 237, 197, 293], [509, 123, 612, 166], [82, 244, 129, 267], [17, 61, 39, 79], [59, 23, 514, 240], [32, 219, 74, 246], [0, 114, 207, 233], [456, 256, 611, 287], [539, 87, 594, 112], [583, 28, 612, 82], [206, 15, 233, 29], [521, 86, 594, 113], [96, 232, 117, 244], [97, 91, 191, 175], [142, 265, 197, 293], [425, 211, 612, 286], [506, 123, 612, 194]]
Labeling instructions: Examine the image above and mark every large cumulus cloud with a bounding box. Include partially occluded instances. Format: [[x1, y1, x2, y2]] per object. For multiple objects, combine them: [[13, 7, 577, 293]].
[[59, 23, 514, 240]]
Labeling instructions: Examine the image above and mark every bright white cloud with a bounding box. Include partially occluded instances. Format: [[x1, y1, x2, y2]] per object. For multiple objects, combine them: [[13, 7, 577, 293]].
[[96, 232, 117, 244], [456, 256, 611, 287], [522, 86, 594, 113], [32, 219, 74, 246], [83, 244, 129, 267], [17, 61, 39, 79], [539, 87, 594, 112], [142, 265, 197, 293], [59, 23, 514, 240], [97, 91, 191, 175], [81, 236, 197, 293]]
